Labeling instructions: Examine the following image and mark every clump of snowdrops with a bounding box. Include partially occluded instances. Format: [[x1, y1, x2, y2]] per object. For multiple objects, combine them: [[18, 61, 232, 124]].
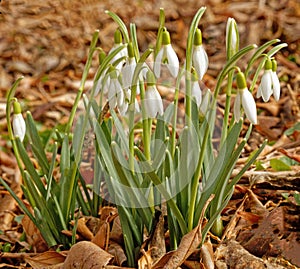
[[2, 7, 287, 266]]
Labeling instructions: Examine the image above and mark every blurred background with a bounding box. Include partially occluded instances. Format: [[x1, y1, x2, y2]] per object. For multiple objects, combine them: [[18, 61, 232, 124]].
[[0, 0, 299, 135]]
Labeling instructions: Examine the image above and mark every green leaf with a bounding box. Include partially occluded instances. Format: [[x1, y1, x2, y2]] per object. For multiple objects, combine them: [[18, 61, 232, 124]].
[[270, 158, 291, 171], [26, 112, 49, 175]]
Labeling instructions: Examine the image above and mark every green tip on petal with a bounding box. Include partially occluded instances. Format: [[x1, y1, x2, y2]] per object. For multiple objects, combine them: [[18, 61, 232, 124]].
[[127, 42, 134, 58], [146, 71, 156, 86], [108, 65, 118, 79], [191, 67, 199, 81], [114, 28, 122, 44], [13, 101, 22, 114], [264, 58, 272, 70], [194, 28, 202, 46], [271, 59, 277, 72], [236, 72, 247, 89], [99, 49, 106, 64], [162, 28, 171, 45]]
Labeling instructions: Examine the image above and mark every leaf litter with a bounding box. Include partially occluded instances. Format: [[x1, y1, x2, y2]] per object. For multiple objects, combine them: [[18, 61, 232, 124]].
[[0, 0, 300, 268]]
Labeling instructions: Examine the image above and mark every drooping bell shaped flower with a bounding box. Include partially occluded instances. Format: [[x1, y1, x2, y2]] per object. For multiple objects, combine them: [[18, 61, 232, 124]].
[[199, 88, 212, 116], [257, 58, 273, 102], [107, 66, 126, 114], [122, 43, 138, 92], [271, 59, 280, 101], [191, 68, 202, 109], [153, 27, 179, 78], [192, 28, 208, 80], [12, 101, 26, 142], [108, 28, 127, 70], [144, 71, 163, 118], [226, 18, 239, 59], [234, 72, 257, 124]]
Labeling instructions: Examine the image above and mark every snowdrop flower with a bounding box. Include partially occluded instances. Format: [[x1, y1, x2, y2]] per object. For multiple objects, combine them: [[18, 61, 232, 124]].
[[107, 66, 126, 114], [226, 18, 239, 59], [191, 68, 202, 109], [192, 28, 208, 80], [257, 58, 280, 102], [122, 43, 138, 92], [144, 71, 163, 118], [108, 28, 127, 70], [199, 88, 212, 116], [153, 27, 179, 78], [271, 59, 281, 101], [234, 72, 257, 124], [12, 101, 26, 142]]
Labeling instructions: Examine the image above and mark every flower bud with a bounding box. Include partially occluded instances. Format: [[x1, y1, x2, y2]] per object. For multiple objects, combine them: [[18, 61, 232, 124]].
[[12, 101, 26, 141]]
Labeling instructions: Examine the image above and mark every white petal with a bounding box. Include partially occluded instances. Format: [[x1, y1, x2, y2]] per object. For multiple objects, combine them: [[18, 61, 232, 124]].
[[233, 93, 241, 123], [122, 59, 136, 90], [144, 86, 163, 118], [271, 71, 280, 101], [260, 71, 273, 102], [199, 89, 211, 115], [166, 44, 179, 77], [256, 84, 262, 99], [153, 49, 163, 78], [109, 44, 127, 70], [241, 89, 257, 124], [191, 81, 202, 108], [192, 45, 208, 80], [13, 113, 26, 141]]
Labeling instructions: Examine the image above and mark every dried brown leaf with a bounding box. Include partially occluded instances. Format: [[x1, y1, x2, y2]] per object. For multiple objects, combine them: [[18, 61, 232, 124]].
[[25, 251, 66, 269], [22, 215, 48, 252], [107, 241, 127, 266], [92, 220, 110, 250], [63, 241, 113, 269], [153, 195, 214, 269], [149, 213, 166, 263]]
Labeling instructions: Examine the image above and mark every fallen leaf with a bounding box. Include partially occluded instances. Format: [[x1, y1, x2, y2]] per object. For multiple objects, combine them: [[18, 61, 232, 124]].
[[22, 214, 48, 252], [63, 241, 113, 269], [25, 251, 66, 269], [149, 213, 166, 263], [107, 241, 127, 266], [153, 195, 214, 269], [92, 220, 110, 250]]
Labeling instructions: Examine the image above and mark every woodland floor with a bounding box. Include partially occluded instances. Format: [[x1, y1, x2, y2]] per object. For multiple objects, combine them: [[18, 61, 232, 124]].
[[0, 0, 300, 268]]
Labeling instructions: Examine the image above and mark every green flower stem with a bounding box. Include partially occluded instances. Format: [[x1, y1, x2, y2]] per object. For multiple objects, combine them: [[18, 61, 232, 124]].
[[154, 8, 165, 57], [65, 30, 99, 134], [185, 7, 206, 126], [220, 69, 234, 147], [128, 49, 153, 172], [245, 39, 280, 78], [6, 77, 25, 178], [187, 44, 256, 231], [105, 10, 129, 43], [171, 69, 185, 157]]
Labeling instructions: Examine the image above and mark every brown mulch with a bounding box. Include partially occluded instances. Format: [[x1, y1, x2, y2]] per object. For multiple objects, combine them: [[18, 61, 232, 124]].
[[0, 0, 300, 268]]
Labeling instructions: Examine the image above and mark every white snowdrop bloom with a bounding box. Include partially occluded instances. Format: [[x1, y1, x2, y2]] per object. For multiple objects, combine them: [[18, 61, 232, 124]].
[[192, 28, 208, 80], [257, 58, 281, 102], [107, 67, 125, 114], [108, 29, 127, 70], [153, 28, 179, 78], [271, 59, 280, 101], [199, 88, 212, 116], [234, 72, 257, 124], [12, 101, 26, 142], [190, 69, 202, 109], [144, 71, 163, 118]]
